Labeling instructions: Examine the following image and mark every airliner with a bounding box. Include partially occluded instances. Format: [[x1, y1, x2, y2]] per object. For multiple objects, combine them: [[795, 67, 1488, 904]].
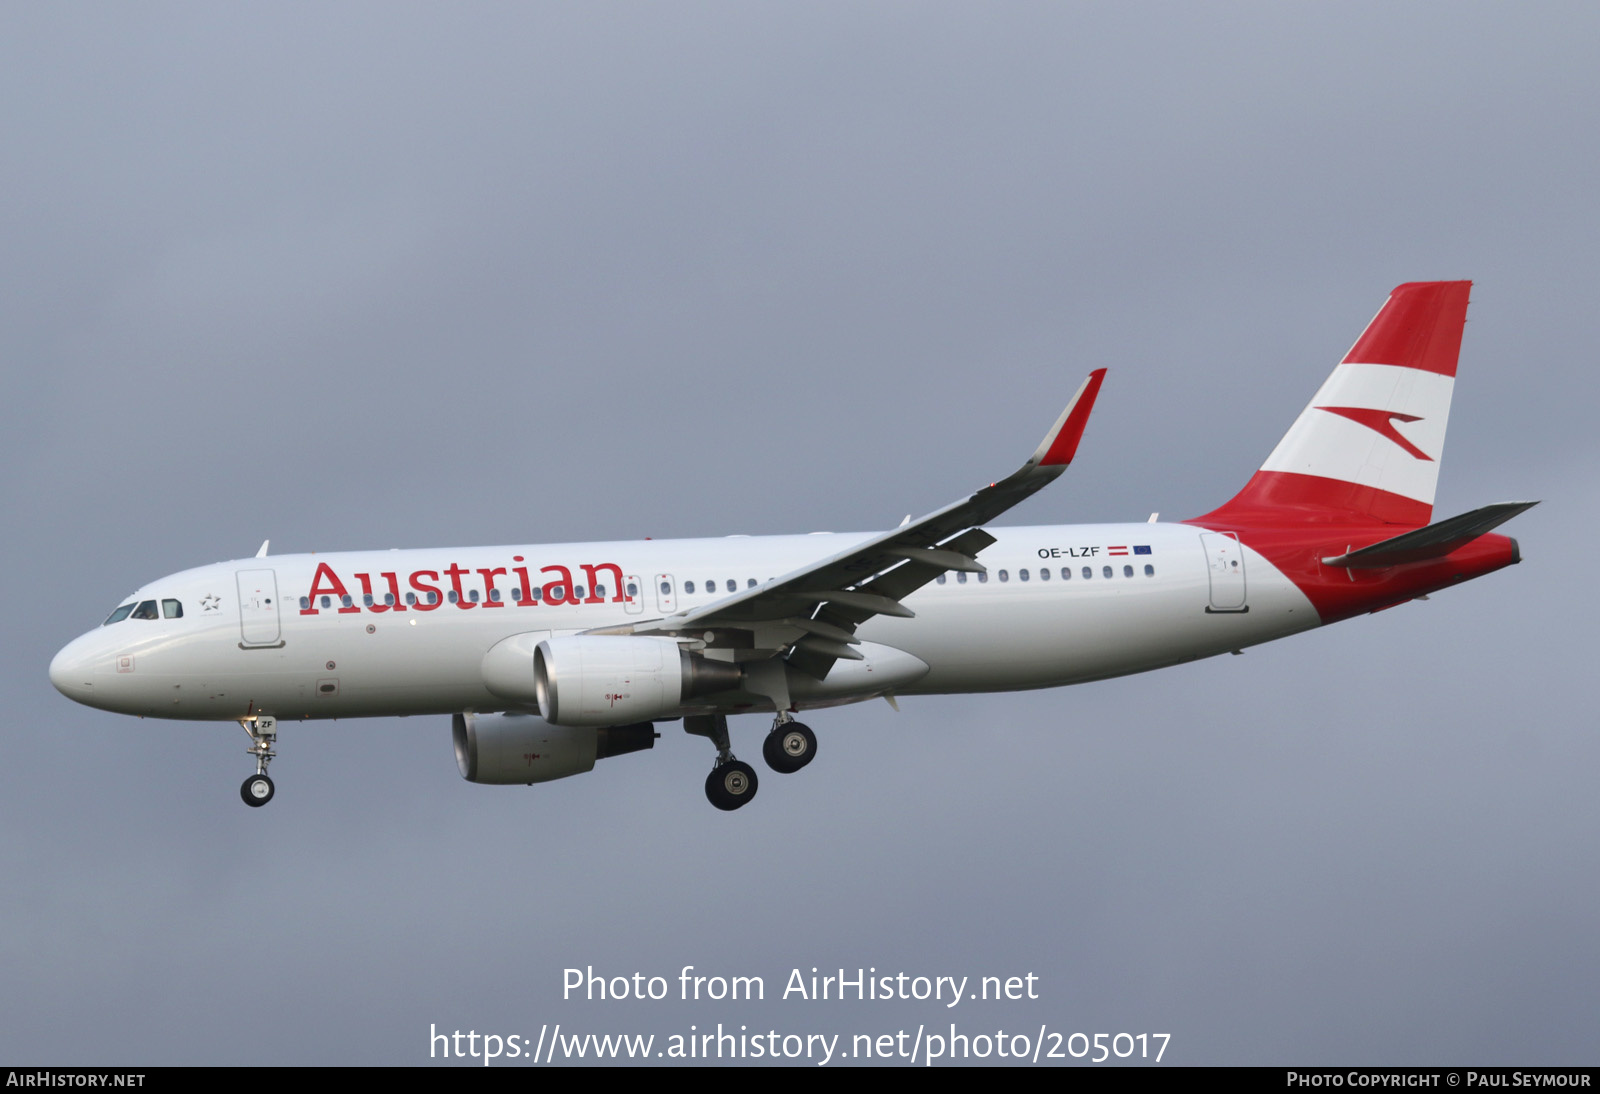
[[50, 282, 1533, 811]]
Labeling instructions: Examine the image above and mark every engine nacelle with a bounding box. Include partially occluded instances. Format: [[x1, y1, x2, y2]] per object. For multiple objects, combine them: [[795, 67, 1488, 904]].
[[533, 635, 740, 726], [453, 711, 656, 785]]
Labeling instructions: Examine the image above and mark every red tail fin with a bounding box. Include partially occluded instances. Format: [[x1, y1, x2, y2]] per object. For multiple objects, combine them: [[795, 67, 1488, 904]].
[[1195, 282, 1470, 528]]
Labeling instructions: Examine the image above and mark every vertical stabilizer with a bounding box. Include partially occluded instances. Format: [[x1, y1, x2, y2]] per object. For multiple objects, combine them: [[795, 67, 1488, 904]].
[[1197, 281, 1471, 527]]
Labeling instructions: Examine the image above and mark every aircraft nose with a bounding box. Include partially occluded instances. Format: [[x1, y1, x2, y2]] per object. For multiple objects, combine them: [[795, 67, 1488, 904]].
[[49, 634, 98, 701]]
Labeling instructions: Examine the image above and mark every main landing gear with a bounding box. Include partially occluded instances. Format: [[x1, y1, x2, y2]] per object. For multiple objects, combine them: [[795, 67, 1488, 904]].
[[685, 713, 759, 812], [705, 760, 758, 812], [762, 713, 817, 775], [238, 715, 277, 808], [686, 712, 820, 811]]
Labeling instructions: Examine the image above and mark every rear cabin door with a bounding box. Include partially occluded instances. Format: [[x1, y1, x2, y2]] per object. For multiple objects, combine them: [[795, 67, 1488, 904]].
[[1200, 532, 1248, 612]]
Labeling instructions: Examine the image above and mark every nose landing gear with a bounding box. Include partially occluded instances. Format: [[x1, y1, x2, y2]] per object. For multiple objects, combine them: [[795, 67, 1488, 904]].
[[238, 715, 278, 808]]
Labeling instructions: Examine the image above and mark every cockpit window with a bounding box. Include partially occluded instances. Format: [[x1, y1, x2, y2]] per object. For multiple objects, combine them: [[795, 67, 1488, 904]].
[[130, 600, 159, 620], [162, 599, 183, 619], [104, 603, 135, 625]]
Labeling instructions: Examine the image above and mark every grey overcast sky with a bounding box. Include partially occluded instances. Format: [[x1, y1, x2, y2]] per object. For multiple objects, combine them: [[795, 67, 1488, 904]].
[[4, 3, 1596, 1066]]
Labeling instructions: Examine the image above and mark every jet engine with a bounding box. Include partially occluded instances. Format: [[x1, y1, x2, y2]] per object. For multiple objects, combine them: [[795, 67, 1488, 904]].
[[528, 635, 741, 726], [452, 711, 657, 785]]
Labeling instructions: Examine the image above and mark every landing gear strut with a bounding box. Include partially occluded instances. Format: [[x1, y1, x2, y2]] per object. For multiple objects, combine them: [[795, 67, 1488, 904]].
[[238, 715, 277, 808], [762, 713, 817, 774], [685, 713, 758, 811]]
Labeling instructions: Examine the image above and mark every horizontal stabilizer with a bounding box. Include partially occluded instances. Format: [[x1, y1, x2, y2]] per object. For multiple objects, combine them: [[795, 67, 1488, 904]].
[[1321, 501, 1539, 568]]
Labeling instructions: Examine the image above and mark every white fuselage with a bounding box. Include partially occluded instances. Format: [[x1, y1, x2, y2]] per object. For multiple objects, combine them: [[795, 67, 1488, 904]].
[[45, 282, 1525, 814], [49, 522, 1319, 723]]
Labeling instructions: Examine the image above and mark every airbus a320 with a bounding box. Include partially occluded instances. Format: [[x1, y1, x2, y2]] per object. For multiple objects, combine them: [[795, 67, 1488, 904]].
[[50, 282, 1534, 811]]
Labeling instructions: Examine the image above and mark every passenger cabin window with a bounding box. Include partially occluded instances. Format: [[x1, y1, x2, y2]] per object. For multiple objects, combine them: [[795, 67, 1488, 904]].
[[593, 585, 605, 599], [104, 603, 135, 625], [468, 589, 480, 603], [321, 596, 332, 608], [427, 591, 440, 605], [627, 582, 639, 597], [685, 581, 696, 594], [1019, 569, 1030, 581], [1039, 567, 1049, 581], [131, 600, 159, 620], [726, 579, 736, 593], [1144, 564, 1155, 577], [957, 572, 967, 584], [489, 589, 502, 602], [363, 594, 374, 607], [998, 570, 1009, 582], [406, 592, 418, 605], [447, 591, 459, 604], [162, 599, 183, 619], [977, 572, 987, 583], [341, 594, 353, 608], [1123, 565, 1134, 578], [1061, 567, 1071, 580], [936, 574, 947, 584], [1102, 565, 1113, 579], [300, 597, 310, 610], [746, 578, 756, 588], [1082, 567, 1092, 580], [660, 581, 671, 595]]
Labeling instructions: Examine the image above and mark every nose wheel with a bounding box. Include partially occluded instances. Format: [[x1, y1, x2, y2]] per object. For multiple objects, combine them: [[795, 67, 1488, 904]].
[[241, 773, 275, 807], [238, 715, 278, 808]]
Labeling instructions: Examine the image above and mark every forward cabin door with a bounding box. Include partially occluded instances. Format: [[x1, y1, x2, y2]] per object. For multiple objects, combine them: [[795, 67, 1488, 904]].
[[236, 569, 283, 645]]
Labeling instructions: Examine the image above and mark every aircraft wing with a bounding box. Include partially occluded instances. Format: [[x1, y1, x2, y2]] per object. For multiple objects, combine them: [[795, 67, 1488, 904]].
[[599, 369, 1106, 678]]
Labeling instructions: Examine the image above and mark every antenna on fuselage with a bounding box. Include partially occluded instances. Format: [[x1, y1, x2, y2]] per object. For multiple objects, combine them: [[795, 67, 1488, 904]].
[[255, 540, 270, 558]]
